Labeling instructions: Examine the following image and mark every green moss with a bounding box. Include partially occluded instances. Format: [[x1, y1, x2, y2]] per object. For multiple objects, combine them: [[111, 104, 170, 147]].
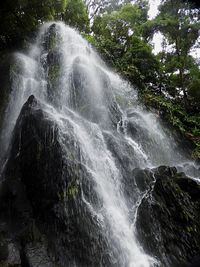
[[48, 64, 60, 83], [59, 180, 79, 200], [67, 182, 79, 197], [182, 209, 194, 222], [48, 32, 57, 51], [10, 62, 21, 76]]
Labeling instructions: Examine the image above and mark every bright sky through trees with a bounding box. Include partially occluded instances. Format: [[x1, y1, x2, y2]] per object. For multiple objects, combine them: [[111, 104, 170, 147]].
[[148, 0, 200, 62], [148, 0, 160, 19]]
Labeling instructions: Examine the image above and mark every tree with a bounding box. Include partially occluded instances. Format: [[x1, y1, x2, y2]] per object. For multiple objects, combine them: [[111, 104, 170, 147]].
[[120, 36, 160, 87], [92, 2, 159, 89], [155, 0, 200, 105], [92, 2, 149, 46], [0, 0, 67, 50], [84, 0, 132, 20], [63, 0, 90, 33]]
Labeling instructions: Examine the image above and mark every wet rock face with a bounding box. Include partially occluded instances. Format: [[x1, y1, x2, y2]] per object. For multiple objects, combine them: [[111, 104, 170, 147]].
[[0, 95, 60, 266], [1, 96, 200, 267], [0, 96, 114, 267], [136, 166, 200, 267], [41, 23, 62, 106]]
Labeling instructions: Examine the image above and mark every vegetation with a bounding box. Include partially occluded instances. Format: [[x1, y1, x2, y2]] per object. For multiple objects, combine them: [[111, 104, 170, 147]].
[[0, 0, 200, 159], [63, 0, 90, 33], [155, 0, 200, 104], [90, 1, 160, 88], [0, 0, 67, 49]]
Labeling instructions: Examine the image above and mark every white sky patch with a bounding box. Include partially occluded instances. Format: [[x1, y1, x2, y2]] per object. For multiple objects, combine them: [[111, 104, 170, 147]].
[[148, 0, 161, 19], [151, 32, 175, 55], [152, 32, 163, 54], [190, 36, 200, 64], [147, 0, 163, 55]]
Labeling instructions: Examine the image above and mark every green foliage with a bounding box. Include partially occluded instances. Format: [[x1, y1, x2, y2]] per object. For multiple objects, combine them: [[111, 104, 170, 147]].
[[154, 0, 200, 103], [0, 0, 67, 49], [91, 2, 159, 89], [92, 2, 148, 38], [121, 36, 159, 85], [63, 0, 90, 33], [188, 66, 200, 104], [84, 0, 132, 19]]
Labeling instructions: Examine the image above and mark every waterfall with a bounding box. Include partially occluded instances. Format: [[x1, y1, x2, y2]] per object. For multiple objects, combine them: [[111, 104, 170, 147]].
[[0, 22, 198, 267]]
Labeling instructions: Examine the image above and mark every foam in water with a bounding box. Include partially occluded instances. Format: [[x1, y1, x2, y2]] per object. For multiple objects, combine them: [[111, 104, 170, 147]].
[[0, 21, 199, 266]]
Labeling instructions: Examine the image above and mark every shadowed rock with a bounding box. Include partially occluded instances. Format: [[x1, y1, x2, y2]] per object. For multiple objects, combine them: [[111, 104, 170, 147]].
[[136, 166, 200, 267], [0, 95, 114, 267]]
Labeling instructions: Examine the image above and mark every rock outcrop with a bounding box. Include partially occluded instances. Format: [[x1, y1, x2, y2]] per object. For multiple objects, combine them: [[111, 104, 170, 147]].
[[136, 166, 200, 267], [0, 95, 112, 267], [1, 95, 200, 267]]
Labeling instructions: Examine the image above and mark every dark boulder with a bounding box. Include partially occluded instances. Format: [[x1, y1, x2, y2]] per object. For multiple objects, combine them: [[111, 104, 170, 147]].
[[40, 23, 62, 106], [0, 95, 114, 267], [133, 167, 155, 192], [136, 166, 200, 266]]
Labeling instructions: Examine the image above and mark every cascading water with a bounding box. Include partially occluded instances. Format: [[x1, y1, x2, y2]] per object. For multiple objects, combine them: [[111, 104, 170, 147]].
[[0, 22, 199, 267]]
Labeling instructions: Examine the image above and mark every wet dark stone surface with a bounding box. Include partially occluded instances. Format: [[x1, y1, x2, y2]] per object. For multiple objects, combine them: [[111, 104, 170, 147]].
[[0, 96, 113, 267], [0, 95, 200, 267], [136, 166, 200, 267]]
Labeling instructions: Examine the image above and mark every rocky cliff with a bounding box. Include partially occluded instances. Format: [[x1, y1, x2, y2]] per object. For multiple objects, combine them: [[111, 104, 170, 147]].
[[0, 95, 199, 267]]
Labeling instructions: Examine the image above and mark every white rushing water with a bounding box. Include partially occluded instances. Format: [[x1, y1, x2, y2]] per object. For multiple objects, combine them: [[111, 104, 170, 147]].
[[0, 21, 198, 266]]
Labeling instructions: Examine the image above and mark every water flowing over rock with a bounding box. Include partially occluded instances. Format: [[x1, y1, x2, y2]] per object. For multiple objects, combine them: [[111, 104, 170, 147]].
[[0, 22, 199, 267]]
